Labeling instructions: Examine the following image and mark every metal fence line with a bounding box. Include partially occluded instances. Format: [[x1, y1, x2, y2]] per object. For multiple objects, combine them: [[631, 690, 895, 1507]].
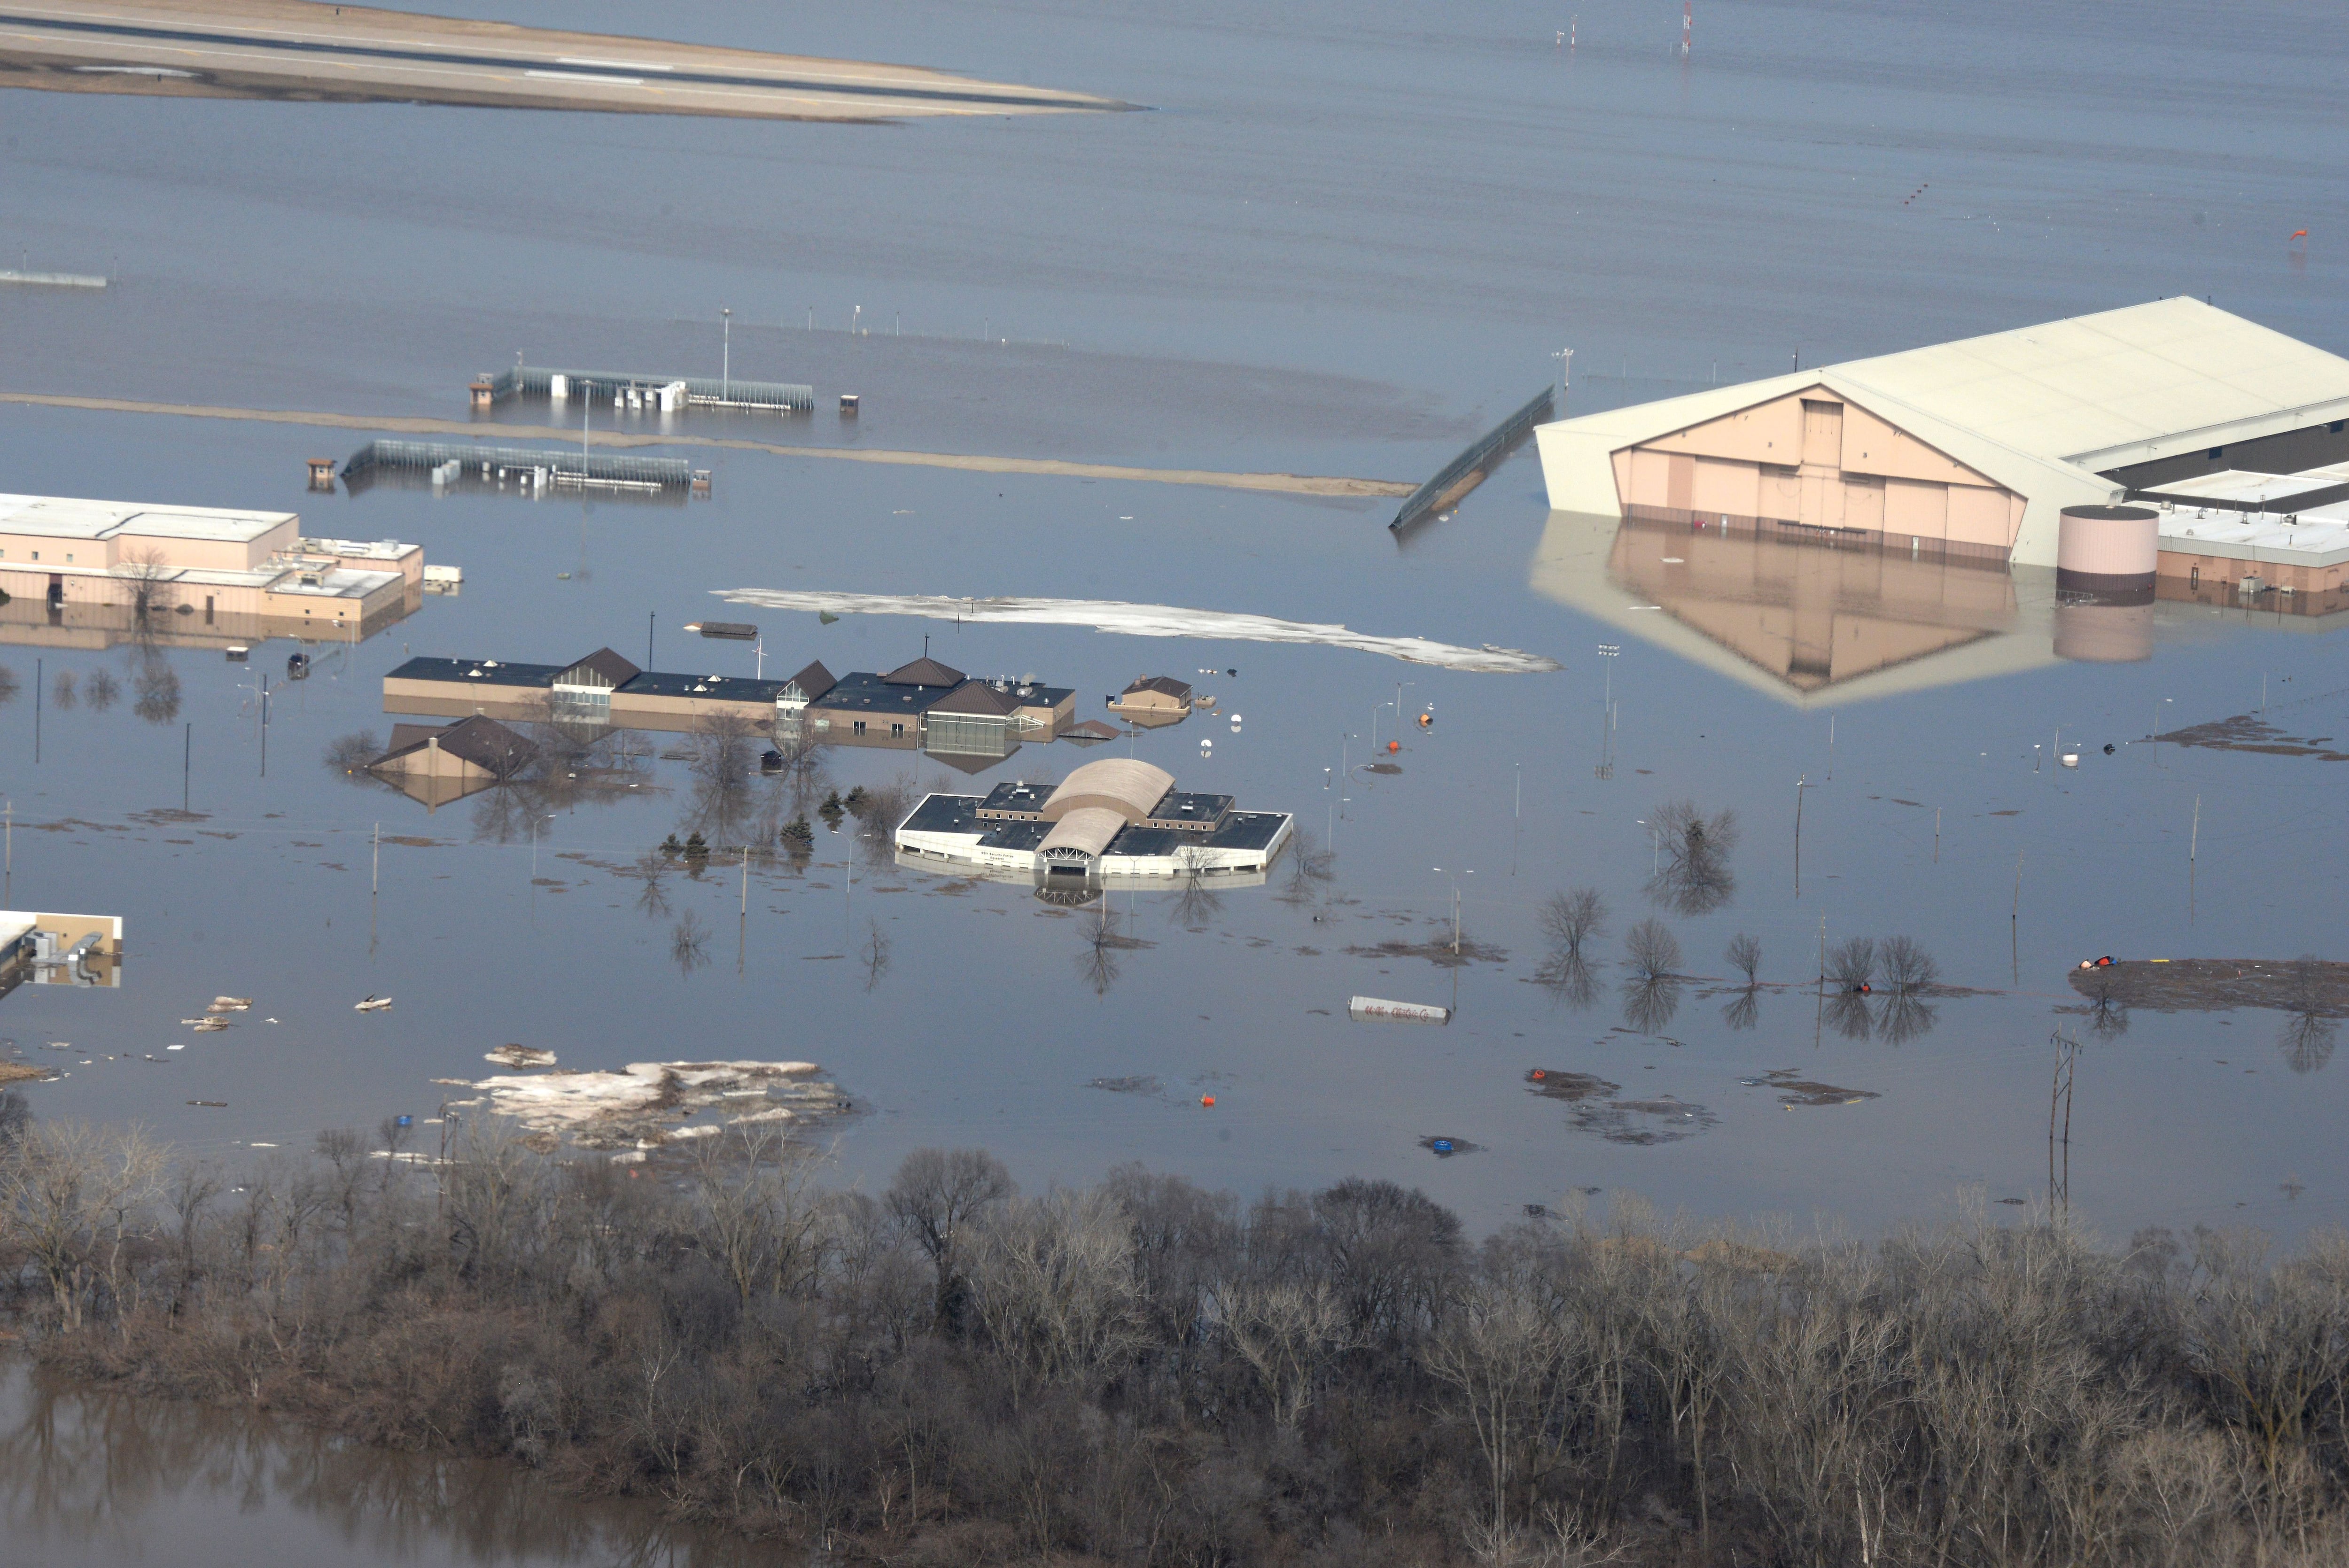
[[1389, 386, 1555, 533], [341, 439, 694, 489], [488, 365, 814, 413]]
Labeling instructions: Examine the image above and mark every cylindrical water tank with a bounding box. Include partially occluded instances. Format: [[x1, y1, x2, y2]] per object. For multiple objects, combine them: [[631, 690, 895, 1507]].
[[2056, 504, 2158, 604]]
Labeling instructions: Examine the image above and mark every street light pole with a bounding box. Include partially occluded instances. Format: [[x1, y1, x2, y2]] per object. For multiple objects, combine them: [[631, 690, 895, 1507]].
[[721, 306, 731, 402]]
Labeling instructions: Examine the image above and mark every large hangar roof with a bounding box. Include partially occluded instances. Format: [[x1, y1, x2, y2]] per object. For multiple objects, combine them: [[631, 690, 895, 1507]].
[[1819, 297, 2349, 470]]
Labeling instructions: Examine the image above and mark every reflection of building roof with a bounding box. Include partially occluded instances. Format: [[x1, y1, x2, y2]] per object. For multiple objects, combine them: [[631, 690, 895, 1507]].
[[558, 648, 641, 689], [928, 681, 1020, 717], [372, 715, 537, 776], [781, 660, 835, 702], [1063, 720, 1121, 745], [883, 654, 964, 687], [1121, 675, 1192, 701], [1529, 511, 2060, 708], [1043, 758, 1175, 822]]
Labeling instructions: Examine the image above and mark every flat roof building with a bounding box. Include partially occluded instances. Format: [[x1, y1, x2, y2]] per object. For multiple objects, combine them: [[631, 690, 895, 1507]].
[[0, 494, 422, 643], [1538, 299, 2349, 569]]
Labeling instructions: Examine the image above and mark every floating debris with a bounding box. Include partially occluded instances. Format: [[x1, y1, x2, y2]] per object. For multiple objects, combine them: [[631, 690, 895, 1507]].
[[1742, 1069, 1881, 1108], [485, 1044, 558, 1069], [460, 1060, 849, 1152], [1084, 1074, 1162, 1095], [355, 994, 394, 1012], [2070, 957, 2349, 1015], [1567, 1095, 1719, 1146], [1419, 1134, 1482, 1157], [211, 996, 253, 1010], [186, 1099, 227, 1108], [1524, 1068, 1620, 1102], [2154, 712, 2349, 763], [0, 1062, 54, 1085], [1349, 995, 1453, 1023]]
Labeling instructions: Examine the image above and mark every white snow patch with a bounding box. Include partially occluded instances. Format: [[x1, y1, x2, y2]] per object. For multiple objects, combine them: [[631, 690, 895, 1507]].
[[710, 590, 1561, 675]]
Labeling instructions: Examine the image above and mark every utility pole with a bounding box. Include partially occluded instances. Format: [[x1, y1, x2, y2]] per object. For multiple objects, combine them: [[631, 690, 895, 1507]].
[[722, 305, 731, 402], [647, 611, 655, 669], [183, 722, 191, 812], [373, 822, 380, 894]]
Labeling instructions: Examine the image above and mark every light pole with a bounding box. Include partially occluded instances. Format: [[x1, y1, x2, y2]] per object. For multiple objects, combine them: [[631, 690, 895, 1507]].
[[721, 306, 731, 402], [529, 814, 556, 877], [1395, 681, 1414, 734], [1370, 700, 1392, 751], [1432, 866, 1472, 954]]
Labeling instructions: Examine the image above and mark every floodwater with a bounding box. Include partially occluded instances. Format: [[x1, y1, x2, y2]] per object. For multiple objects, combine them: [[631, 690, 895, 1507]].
[[0, 0, 2345, 1555], [0, 1359, 762, 1567]]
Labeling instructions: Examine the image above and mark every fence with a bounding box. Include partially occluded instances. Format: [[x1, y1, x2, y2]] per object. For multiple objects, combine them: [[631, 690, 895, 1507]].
[[1389, 385, 1555, 533], [488, 365, 814, 413], [341, 440, 694, 492]]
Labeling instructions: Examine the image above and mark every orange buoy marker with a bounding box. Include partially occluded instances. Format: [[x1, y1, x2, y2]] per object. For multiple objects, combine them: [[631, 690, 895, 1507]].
[[1200, 1094, 1216, 1108], [1387, 739, 1400, 753]]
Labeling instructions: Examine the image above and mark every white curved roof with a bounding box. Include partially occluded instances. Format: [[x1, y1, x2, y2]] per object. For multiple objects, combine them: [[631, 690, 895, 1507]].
[[1044, 757, 1174, 822], [1039, 806, 1127, 859]]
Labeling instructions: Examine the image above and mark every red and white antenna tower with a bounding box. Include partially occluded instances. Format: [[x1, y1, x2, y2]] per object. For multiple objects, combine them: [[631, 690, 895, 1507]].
[[1681, 1, 1691, 54]]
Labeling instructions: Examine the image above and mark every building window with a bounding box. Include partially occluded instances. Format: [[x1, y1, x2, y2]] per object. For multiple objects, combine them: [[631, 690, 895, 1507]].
[[891, 722, 905, 737], [852, 720, 866, 736]]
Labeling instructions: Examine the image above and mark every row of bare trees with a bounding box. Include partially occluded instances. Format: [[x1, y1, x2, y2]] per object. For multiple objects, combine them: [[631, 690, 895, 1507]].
[[5, 1099, 2349, 1566]]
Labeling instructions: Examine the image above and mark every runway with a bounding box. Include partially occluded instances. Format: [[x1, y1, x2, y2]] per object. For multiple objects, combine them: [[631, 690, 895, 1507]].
[[0, 0, 1128, 120]]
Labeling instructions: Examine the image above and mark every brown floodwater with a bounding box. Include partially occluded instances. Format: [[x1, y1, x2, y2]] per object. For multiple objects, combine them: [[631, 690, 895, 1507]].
[[0, 1358, 770, 1568]]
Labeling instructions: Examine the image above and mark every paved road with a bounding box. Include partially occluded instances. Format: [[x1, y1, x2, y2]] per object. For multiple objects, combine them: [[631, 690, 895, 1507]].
[[0, 0, 1127, 120]]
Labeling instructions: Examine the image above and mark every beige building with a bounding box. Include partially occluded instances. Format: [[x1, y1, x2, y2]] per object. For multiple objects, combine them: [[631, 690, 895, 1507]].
[[1538, 300, 2349, 568], [1106, 675, 1193, 726], [0, 494, 420, 638], [365, 716, 538, 808]]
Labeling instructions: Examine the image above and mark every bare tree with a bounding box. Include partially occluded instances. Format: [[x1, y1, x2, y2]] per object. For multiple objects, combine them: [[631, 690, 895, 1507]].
[[862, 919, 892, 992], [1624, 919, 1681, 981], [1880, 935, 1939, 993], [132, 656, 180, 724], [0, 1117, 167, 1328], [1727, 933, 1762, 985], [324, 729, 381, 776], [887, 1148, 1016, 1333], [49, 668, 75, 710], [1539, 887, 1608, 957], [83, 668, 117, 711], [630, 850, 673, 919], [114, 545, 177, 620], [1828, 936, 1877, 989], [1219, 1279, 1356, 1430], [688, 1124, 827, 1306], [1646, 801, 1738, 915], [1423, 1273, 1571, 1548], [968, 1187, 1148, 1397]]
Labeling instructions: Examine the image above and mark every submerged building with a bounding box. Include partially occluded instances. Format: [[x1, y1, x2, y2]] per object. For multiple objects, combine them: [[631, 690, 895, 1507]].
[[384, 644, 1076, 758], [0, 494, 425, 650], [895, 757, 1292, 883], [1532, 300, 2349, 703]]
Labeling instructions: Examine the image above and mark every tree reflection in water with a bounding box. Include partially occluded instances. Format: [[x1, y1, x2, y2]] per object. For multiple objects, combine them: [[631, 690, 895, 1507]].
[[0, 1362, 756, 1566]]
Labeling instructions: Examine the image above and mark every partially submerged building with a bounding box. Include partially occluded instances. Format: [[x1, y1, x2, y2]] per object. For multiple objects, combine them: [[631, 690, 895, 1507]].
[[0, 496, 421, 640], [384, 645, 1076, 757], [365, 716, 537, 809], [895, 757, 1291, 883], [1106, 675, 1193, 726], [0, 910, 122, 998], [1532, 300, 2349, 702], [1538, 299, 2349, 570]]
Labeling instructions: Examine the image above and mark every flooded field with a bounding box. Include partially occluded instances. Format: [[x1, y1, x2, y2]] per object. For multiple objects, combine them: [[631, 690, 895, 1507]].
[[0, 0, 2345, 1553]]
